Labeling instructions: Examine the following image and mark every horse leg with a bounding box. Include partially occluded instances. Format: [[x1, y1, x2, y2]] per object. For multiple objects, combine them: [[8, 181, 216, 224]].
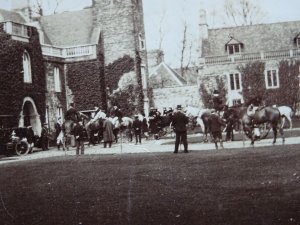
[[281, 116, 286, 129], [272, 126, 277, 144], [287, 116, 292, 129]]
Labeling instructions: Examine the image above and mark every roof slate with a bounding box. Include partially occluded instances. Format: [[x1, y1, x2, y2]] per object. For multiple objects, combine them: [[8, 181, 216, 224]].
[[39, 9, 95, 46], [0, 9, 26, 23], [149, 62, 187, 88], [203, 21, 300, 56]]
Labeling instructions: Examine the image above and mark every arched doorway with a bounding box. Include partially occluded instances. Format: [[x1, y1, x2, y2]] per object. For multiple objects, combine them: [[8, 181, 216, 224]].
[[18, 97, 42, 136]]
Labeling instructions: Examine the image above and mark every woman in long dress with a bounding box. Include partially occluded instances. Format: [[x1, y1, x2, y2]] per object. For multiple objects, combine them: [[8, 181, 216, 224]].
[[103, 118, 114, 148]]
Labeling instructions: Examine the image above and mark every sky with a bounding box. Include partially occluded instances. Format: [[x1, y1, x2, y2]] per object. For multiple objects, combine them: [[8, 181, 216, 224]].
[[1, 0, 300, 67]]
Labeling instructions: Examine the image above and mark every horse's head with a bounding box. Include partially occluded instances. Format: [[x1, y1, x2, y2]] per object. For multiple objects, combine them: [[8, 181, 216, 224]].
[[63, 120, 77, 135]]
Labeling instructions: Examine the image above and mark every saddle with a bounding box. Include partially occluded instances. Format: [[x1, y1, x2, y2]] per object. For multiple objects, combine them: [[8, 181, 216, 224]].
[[247, 105, 264, 118]]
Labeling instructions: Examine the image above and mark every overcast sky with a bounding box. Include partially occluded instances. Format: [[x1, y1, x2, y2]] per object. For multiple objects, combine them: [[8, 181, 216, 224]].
[[1, 0, 300, 67]]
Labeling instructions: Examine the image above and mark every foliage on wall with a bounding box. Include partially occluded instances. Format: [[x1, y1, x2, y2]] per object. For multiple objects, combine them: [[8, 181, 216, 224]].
[[199, 76, 227, 108], [105, 55, 135, 92], [240, 61, 266, 105], [273, 60, 300, 109], [0, 26, 46, 127], [241, 60, 300, 109], [67, 60, 106, 111], [66, 36, 107, 111], [105, 52, 144, 115]]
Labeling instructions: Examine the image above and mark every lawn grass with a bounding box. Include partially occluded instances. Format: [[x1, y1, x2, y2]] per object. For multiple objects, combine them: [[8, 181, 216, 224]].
[[0, 145, 300, 225]]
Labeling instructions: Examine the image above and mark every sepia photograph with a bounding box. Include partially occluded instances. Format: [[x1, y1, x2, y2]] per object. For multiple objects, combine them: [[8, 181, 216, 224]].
[[0, 0, 300, 224]]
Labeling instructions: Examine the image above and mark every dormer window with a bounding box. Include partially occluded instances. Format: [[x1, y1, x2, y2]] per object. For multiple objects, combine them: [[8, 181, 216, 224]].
[[225, 37, 244, 55], [294, 33, 300, 48]]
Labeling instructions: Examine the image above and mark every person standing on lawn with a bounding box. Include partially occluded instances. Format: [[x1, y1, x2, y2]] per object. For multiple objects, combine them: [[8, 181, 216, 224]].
[[209, 109, 226, 150], [103, 117, 114, 148], [55, 117, 65, 150], [74, 121, 85, 155], [41, 123, 49, 151], [132, 114, 142, 144], [172, 105, 189, 153]]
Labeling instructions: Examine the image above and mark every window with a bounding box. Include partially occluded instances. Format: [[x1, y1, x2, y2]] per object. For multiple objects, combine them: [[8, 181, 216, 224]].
[[54, 67, 61, 92], [229, 73, 241, 91], [45, 106, 49, 127], [139, 33, 145, 50], [233, 99, 242, 106], [297, 38, 300, 48], [57, 107, 63, 122], [23, 51, 32, 83], [227, 44, 241, 54], [265, 69, 279, 89]]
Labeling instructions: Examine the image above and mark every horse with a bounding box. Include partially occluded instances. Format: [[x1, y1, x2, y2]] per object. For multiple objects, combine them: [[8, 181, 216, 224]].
[[82, 111, 106, 146], [195, 108, 214, 142], [120, 116, 134, 142], [277, 106, 293, 129], [62, 119, 76, 150], [110, 116, 121, 143], [242, 105, 285, 146], [185, 106, 201, 130]]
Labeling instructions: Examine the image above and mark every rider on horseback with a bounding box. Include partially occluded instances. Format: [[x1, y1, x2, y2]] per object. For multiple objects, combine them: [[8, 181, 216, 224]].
[[65, 103, 81, 122], [212, 90, 223, 114]]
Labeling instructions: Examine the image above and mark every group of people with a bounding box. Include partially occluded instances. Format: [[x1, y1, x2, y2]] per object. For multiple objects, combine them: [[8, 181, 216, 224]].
[[52, 90, 239, 155]]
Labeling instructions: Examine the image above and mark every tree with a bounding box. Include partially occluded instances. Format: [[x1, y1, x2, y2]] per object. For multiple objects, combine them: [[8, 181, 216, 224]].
[[31, 0, 65, 16], [223, 0, 266, 26]]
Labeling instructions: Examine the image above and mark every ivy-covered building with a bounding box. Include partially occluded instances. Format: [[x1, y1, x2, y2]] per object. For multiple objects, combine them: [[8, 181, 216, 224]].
[[198, 10, 300, 113], [0, 0, 149, 134]]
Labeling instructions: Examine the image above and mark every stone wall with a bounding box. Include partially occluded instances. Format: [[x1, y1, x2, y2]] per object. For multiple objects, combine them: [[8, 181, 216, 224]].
[[152, 85, 200, 111]]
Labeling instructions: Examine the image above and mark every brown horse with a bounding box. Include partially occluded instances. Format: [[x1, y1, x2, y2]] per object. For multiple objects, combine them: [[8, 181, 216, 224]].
[[62, 120, 77, 150], [242, 105, 285, 145], [82, 116, 104, 146]]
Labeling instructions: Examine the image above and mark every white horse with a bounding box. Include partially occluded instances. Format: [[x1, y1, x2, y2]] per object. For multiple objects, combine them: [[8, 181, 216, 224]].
[[88, 111, 106, 126], [196, 109, 213, 138], [277, 106, 293, 129], [185, 106, 215, 134]]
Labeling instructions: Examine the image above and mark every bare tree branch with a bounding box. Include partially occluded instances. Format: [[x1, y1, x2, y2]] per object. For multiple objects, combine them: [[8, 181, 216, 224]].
[[223, 0, 266, 26], [158, 9, 166, 51], [180, 21, 187, 77]]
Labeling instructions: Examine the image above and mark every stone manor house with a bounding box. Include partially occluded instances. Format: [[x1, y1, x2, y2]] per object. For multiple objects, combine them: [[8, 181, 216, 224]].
[[0, 0, 149, 135], [197, 10, 300, 110], [146, 11, 300, 114]]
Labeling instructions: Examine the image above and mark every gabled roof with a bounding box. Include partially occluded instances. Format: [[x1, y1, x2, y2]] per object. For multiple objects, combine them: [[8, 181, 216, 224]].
[[39, 9, 98, 46], [203, 20, 300, 56], [0, 9, 26, 23], [225, 37, 243, 45], [149, 62, 187, 88]]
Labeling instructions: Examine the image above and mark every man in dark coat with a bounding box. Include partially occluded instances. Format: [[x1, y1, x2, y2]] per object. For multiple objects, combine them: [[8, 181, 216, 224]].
[[73, 121, 85, 155], [209, 110, 226, 149], [212, 90, 223, 112], [41, 123, 49, 151], [148, 107, 158, 134], [172, 105, 189, 153], [26, 126, 34, 151], [132, 115, 142, 144], [141, 113, 149, 139], [110, 106, 123, 123]]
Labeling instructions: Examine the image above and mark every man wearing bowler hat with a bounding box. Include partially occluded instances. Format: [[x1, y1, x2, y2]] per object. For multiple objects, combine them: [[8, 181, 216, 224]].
[[172, 105, 189, 153]]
